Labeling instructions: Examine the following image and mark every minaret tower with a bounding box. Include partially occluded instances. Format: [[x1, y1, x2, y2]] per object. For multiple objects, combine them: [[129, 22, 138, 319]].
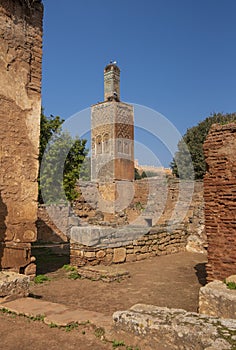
[[104, 62, 120, 102], [91, 62, 134, 182]]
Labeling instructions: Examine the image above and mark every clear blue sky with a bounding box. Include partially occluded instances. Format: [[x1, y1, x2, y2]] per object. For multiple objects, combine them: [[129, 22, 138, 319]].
[[42, 0, 236, 166]]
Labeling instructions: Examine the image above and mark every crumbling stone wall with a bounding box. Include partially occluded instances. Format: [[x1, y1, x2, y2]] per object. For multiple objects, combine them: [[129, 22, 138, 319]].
[[70, 224, 188, 266], [37, 205, 69, 243], [70, 178, 205, 267], [0, 0, 43, 274], [204, 123, 236, 282], [113, 304, 236, 350], [73, 177, 205, 252]]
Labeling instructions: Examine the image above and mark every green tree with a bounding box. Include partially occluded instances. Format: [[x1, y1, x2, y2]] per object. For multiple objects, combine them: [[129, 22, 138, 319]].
[[79, 157, 91, 181], [39, 110, 63, 164], [134, 168, 142, 180], [39, 111, 88, 203], [171, 112, 236, 179]]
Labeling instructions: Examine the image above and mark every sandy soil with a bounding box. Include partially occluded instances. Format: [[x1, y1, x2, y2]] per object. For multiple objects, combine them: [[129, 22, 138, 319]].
[[0, 251, 207, 350]]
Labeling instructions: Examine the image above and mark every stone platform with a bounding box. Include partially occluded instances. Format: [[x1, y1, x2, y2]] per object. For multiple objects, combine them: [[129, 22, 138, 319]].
[[0, 297, 111, 329], [78, 265, 130, 282]]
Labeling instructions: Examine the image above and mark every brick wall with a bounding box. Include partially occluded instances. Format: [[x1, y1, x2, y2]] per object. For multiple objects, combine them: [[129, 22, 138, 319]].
[[0, 0, 43, 274], [204, 123, 236, 281]]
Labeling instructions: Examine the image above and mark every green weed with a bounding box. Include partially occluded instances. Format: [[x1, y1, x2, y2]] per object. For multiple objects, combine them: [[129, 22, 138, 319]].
[[29, 314, 45, 321], [112, 340, 125, 348], [68, 271, 81, 280], [34, 274, 50, 284], [49, 322, 59, 328], [94, 327, 105, 338], [226, 281, 236, 290], [65, 322, 78, 332], [62, 264, 77, 272]]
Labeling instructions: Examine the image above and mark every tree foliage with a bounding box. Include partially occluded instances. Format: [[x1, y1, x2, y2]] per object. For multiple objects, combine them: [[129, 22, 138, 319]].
[[39, 111, 63, 164], [39, 111, 88, 203], [171, 112, 236, 179], [134, 168, 147, 180]]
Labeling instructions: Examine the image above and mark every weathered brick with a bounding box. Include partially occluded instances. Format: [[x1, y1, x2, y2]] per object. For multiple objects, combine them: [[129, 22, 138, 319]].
[[204, 123, 236, 281]]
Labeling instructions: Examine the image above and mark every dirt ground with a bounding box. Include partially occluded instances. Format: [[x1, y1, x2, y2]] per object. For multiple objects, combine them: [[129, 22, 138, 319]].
[[0, 251, 207, 350]]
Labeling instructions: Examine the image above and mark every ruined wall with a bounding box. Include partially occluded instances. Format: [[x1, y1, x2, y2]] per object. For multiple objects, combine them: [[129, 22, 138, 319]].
[[0, 0, 43, 273], [37, 206, 69, 243], [70, 178, 205, 266], [70, 224, 188, 267], [73, 177, 205, 252], [113, 304, 236, 350], [204, 123, 236, 282]]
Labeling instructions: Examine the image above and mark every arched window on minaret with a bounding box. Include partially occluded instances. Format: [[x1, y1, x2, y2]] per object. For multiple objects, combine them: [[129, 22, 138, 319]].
[[103, 133, 110, 153], [124, 140, 130, 154], [96, 135, 102, 154], [117, 139, 123, 153]]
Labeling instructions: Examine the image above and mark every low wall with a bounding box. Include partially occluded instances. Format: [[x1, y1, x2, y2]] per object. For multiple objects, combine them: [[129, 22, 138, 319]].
[[69, 177, 205, 266], [70, 224, 188, 266], [113, 303, 236, 350]]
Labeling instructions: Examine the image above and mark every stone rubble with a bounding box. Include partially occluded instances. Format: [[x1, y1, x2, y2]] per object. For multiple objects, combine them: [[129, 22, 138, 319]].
[[113, 303, 236, 350], [0, 272, 29, 299]]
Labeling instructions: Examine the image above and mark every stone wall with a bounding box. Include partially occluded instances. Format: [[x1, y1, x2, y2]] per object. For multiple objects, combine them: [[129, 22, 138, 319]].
[[70, 224, 188, 266], [0, 0, 43, 273], [37, 205, 69, 243], [113, 304, 236, 350], [69, 176, 206, 266], [204, 123, 236, 282], [199, 280, 236, 319]]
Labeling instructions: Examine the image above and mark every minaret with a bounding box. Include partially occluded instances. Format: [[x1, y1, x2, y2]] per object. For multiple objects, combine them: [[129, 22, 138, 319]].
[[104, 62, 120, 101], [91, 62, 134, 183]]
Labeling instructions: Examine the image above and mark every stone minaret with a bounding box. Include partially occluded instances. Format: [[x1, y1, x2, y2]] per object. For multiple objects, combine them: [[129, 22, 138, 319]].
[[91, 62, 134, 182]]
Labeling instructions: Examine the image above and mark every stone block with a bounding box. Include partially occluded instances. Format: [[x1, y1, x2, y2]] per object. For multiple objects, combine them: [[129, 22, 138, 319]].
[[103, 253, 113, 264], [0, 243, 31, 269], [24, 263, 36, 277], [0, 272, 30, 298], [136, 253, 151, 261], [126, 254, 136, 262], [199, 280, 236, 319], [84, 251, 96, 259], [113, 247, 126, 263], [96, 250, 106, 259]]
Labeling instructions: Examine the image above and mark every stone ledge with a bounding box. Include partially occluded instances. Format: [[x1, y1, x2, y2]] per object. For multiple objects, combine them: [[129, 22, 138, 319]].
[[78, 265, 130, 282], [113, 303, 236, 350], [199, 280, 236, 319]]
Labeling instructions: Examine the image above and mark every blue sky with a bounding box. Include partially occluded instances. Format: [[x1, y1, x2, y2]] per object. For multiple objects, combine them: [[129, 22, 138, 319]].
[[42, 0, 236, 167]]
